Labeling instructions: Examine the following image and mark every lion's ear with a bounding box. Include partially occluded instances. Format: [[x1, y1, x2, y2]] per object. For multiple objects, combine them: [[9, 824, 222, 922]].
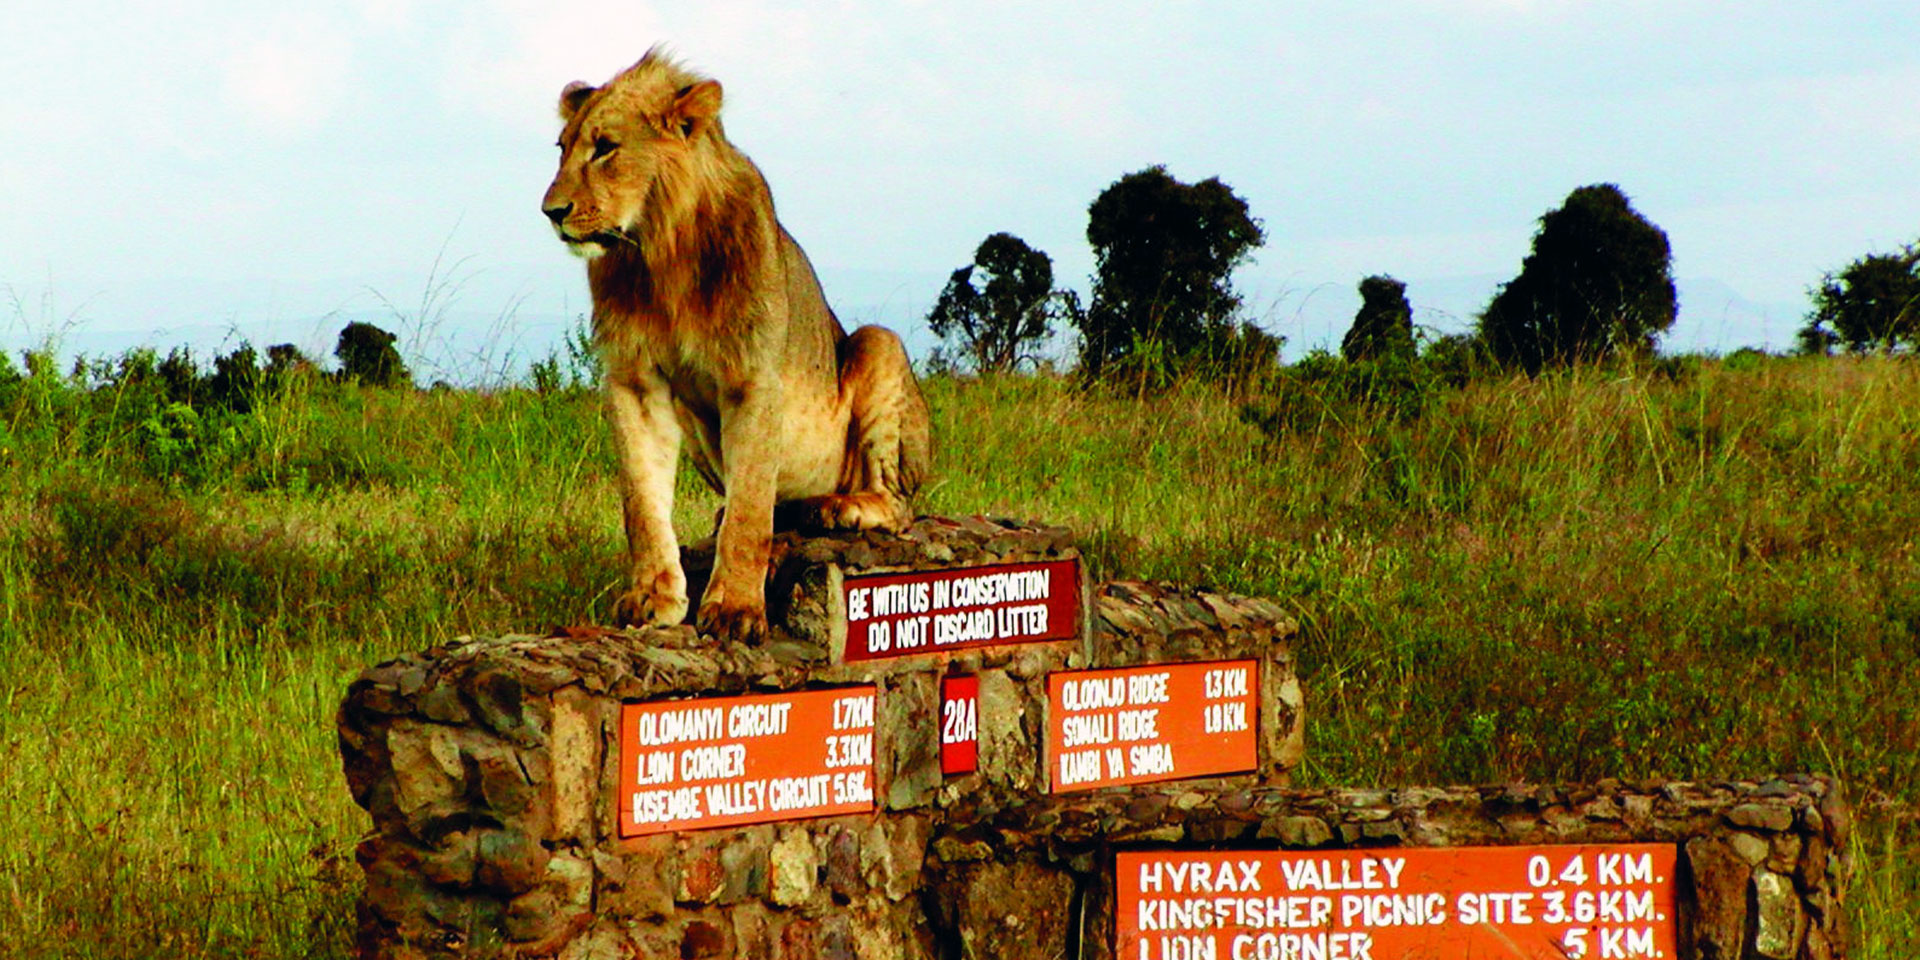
[[670, 80, 723, 138], [558, 81, 596, 122]]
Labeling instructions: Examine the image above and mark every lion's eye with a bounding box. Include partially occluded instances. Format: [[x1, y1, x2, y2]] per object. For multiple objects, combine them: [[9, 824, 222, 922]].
[[592, 136, 618, 160]]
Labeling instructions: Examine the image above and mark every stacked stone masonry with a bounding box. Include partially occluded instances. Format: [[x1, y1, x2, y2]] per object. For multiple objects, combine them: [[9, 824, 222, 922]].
[[338, 517, 1847, 959]]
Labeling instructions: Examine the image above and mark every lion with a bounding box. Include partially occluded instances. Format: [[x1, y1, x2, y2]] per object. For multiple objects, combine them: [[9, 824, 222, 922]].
[[540, 49, 932, 645]]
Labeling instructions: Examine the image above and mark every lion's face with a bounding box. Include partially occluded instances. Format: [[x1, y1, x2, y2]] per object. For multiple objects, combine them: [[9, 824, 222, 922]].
[[541, 56, 723, 259]]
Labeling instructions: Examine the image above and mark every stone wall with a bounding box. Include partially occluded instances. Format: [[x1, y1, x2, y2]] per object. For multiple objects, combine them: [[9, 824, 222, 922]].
[[338, 519, 1848, 959], [964, 777, 1848, 960], [339, 518, 1304, 959]]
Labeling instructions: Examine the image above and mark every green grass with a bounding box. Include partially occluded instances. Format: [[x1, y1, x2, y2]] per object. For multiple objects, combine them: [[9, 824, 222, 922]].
[[1, 353, 1916, 956]]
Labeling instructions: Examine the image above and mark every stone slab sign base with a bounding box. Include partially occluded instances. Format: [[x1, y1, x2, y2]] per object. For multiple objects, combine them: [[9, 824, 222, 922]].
[[338, 517, 1847, 960], [970, 777, 1847, 960], [339, 517, 1304, 958]]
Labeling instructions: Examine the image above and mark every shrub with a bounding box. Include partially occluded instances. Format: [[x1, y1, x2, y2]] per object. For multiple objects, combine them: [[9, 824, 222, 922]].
[[1478, 184, 1677, 372], [1078, 166, 1266, 380], [1801, 242, 1920, 353], [334, 322, 411, 388], [1341, 275, 1416, 363]]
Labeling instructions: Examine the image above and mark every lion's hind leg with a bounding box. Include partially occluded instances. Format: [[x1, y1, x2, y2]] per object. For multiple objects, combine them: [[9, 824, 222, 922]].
[[780, 325, 930, 534]]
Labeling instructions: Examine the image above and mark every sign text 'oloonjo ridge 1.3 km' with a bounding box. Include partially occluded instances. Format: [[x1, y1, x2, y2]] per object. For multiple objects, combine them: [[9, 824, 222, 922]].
[[1049, 659, 1260, 792], [1117, 845, 1677, 960], [618, 687, 877, 838]]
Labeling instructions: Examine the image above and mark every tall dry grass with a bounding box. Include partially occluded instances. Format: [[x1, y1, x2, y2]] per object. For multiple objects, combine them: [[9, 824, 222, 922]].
[[0, 351, 1914, 956]]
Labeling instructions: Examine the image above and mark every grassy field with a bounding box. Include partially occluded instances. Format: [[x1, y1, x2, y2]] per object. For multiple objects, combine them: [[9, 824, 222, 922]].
[[0, 351, 1915, 956]]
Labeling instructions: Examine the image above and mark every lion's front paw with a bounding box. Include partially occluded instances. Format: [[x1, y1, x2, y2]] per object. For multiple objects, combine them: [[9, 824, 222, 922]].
[[695, 586, 768, 646], [779, 492, 910, 534], [611, 569, 689, 628]]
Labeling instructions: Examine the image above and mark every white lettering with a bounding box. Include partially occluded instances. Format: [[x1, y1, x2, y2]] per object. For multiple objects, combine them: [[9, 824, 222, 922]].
[[1118, 709, 1161, 741], [1061, 677, 1127, 711], [1058, 750, 1103, 785], [636, 706, 724, 746], [726, 701, 793, 739], [678, 743, 746, 781]]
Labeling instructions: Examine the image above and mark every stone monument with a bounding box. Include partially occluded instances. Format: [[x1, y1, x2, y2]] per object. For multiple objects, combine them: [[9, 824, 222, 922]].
[[339, 517, 1847, 959]]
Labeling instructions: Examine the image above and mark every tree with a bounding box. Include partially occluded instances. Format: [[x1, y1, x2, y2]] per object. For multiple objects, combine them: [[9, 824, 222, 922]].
[[928, 233, 1072, 372], [1341, 275, 1415, 362], [158, 347, 201, 405], [334, 322, 411, 387], [263, 343, 319, 393], [1800, 244, 1920, 353], [205, 342, 263, 412], [1077, 166, 1266, 377], [1477, 184, 1676, 372], [1793, 323, 1839, 357]]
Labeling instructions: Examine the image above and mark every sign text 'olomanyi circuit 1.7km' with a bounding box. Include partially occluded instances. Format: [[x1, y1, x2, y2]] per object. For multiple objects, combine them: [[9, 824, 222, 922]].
[[618, 686, 877, 838]]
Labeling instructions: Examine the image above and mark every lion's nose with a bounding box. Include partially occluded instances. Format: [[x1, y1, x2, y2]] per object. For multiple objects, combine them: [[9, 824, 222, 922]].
[[543, 202, 572, 226]]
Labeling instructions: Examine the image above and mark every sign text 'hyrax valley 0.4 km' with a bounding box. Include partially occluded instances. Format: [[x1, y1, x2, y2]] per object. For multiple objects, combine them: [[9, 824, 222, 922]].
[[1119, 845, 1676, 960]]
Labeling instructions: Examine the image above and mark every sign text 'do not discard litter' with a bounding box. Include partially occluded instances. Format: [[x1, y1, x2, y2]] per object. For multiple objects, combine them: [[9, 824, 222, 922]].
[[842, 559, 1079, 661]]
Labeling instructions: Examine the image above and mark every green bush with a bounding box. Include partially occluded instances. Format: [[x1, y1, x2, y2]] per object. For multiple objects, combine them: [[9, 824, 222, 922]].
[[1479, 184, 1677, 371], [137, 402, 261, 488]]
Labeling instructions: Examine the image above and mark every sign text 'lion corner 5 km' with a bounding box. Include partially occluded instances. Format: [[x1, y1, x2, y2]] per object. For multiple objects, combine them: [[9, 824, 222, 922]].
[[1117, 844, 1678, 960], [618, 686, 876, 838]]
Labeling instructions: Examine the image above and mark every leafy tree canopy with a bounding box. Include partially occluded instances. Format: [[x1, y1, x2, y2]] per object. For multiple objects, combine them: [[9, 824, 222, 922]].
[[1077, 166, 1265, 376], [1800, 243, 1920, 353], [334, 322, 411, 388], [1342, 275, 1415, 362], [928, 232, 1074, 373], [1478, 183, 1676, 372]]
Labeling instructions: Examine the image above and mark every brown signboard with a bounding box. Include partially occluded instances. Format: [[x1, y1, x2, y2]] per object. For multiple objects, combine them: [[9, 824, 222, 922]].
[[1116, 845, 1678, 960], [1047, 660, 1258, 793], [940, 674, 980, 775], [841, 558, 1080, 662], [617, 686, 876, 838]]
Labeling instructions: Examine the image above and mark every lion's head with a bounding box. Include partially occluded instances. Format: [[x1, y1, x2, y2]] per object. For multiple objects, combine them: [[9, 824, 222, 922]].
[[540, 50, 728, 259]]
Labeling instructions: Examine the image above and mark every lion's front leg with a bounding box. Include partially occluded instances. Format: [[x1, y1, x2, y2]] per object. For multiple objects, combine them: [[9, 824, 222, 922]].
[[606, 375, 688, 629], [699, 383, 778, 645]]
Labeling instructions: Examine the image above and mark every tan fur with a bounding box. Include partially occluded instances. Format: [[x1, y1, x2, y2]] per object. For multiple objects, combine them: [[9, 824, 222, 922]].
[[541, 49, 931, 644]]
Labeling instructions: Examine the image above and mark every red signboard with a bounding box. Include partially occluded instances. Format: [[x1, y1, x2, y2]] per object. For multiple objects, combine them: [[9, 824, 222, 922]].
[[1047, 660, 1258, 793], [617, 686, 876, 838], [841, 559, 1080, 661], [1116, 845, 1678, 960], [940, 674, 979, 775]]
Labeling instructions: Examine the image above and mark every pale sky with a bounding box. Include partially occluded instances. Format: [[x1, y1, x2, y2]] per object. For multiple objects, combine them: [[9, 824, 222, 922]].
[[4, 1, 1917, 378]]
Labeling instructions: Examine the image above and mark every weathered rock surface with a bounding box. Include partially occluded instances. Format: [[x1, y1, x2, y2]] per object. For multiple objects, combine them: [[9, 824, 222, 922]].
[[339, 517, 1845, 960]]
